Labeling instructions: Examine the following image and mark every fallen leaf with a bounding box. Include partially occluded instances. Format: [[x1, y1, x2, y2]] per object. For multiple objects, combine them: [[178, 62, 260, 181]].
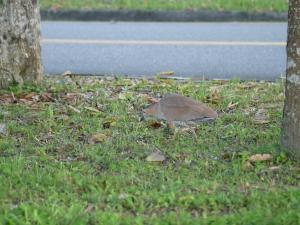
[[146, 151, 166, 162], [180, 127, 196, 135], [242, 107, 256, 116], [67, 105, 81, 113], [11, 92, 17, 103], [249, 154, 272, 162], [149, 120, 163, 129], [227, 101, 238, 111], [243, 161, 254, 170], [24, 92, 37, 100], [62, 93, 80, 102], [84, 106, 101, 113], [0, 94, 14, 104], [89, 133, 108, 144], [19, 98, 33, 104], [268, 166, 281, 171], [84, 203, 95, 213], [253, 109, 269, 124], [40, 93, 54, 102], [103, 116, 118, 129], [238, 82, 258, 89], [96, 103, 105, 111], [118, 93, 126, 100], [139, 94, 159, 104]]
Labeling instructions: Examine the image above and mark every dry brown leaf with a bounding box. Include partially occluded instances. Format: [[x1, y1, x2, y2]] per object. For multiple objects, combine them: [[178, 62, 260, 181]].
[[227, 101, 239, 110], [249, 154, 272, 162], [238, 82, 258, 90], [40, 93, 54, 102], [242, 107, 256, 116], [22, 92, 54, 103], [253, 120, 270, 125], [89, 133, 108, 144], [103, 117, 118, 129], [139, 94, 159, 104], [149, 120, 163, 129], [84, 107, 101, 113], [24, 92, 37, 99], [180, 127, 196, 135], [11, 92, 16, 103], [19, 98, 34, 104], [268, 166, 281, 171], [0, 94, 14, 104], [67, 105, 81, 113], [146, 151, 166, 162], [84, 203, 95, 213], [62, 93, 80, 102]]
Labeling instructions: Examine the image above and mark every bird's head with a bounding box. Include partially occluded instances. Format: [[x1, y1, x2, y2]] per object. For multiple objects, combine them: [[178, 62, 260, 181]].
[[142, 103, 159, 119]]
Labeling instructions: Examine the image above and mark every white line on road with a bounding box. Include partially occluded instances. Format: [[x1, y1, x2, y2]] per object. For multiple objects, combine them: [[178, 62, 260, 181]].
[[42, 39, 286, 47]]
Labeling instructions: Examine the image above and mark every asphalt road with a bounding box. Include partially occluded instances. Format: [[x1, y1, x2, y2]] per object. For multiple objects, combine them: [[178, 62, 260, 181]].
[[41, 22, 287, 80]]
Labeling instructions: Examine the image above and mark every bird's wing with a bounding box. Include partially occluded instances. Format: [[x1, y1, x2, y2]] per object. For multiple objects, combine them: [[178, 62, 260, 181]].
[[161, 95, 217, 120]]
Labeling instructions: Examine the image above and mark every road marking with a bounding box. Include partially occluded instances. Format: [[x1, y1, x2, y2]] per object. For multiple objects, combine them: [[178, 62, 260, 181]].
[[42, 39, 286, 47]]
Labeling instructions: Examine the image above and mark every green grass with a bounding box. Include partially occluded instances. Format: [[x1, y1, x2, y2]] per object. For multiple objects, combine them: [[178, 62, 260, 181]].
[[39, 0, 288, 12], [0, 76, 299, 224]]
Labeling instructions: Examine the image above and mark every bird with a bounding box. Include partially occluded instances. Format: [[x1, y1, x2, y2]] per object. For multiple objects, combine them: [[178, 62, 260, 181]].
[[143, 94, 218, 127]]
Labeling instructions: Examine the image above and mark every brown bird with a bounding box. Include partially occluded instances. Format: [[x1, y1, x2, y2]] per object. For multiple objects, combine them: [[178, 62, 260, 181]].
[[143, 94, 218, 127]]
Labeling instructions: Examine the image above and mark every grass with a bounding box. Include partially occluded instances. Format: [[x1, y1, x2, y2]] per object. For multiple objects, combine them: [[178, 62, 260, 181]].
[[0, 76, 299, 224], [39, 0, 288, 13]]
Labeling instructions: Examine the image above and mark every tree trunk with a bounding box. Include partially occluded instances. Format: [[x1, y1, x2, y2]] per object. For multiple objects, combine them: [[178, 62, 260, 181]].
[[281, 0, 300, 158], [0, 0, 43, 88]]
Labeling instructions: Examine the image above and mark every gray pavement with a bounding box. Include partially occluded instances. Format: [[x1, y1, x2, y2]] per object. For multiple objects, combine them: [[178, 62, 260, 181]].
[[41, 22, 287, 80]]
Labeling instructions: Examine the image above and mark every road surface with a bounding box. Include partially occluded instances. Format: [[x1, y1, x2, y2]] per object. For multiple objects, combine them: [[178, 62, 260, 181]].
[[41, 22, 287, 80]]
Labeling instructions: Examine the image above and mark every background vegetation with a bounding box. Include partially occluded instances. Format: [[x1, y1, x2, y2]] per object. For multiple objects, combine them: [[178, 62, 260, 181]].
[[40, 0, 288, 12], [1, 76, 299, 224]]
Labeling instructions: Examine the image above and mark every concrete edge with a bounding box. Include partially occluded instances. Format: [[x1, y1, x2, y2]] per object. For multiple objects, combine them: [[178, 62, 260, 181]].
[[40, 9, 287, 22]]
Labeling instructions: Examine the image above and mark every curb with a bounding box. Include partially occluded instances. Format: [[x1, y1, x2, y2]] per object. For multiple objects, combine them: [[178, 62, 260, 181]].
[[40, 9, 287, 22]]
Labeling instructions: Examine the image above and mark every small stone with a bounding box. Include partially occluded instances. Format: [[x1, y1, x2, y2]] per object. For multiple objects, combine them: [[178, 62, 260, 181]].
[[146, 151, 166, 162], [0, 123, 7, 135]]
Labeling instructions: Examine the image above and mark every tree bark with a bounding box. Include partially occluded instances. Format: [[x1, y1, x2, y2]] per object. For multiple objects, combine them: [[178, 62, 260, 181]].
[[281, 0, 300, 158], [0, 0, 43, 88]]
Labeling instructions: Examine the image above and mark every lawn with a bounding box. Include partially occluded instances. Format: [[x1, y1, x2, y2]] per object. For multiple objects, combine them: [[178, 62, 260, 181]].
[[39, 0, 288, 12], [0, 76, 299, 224]]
